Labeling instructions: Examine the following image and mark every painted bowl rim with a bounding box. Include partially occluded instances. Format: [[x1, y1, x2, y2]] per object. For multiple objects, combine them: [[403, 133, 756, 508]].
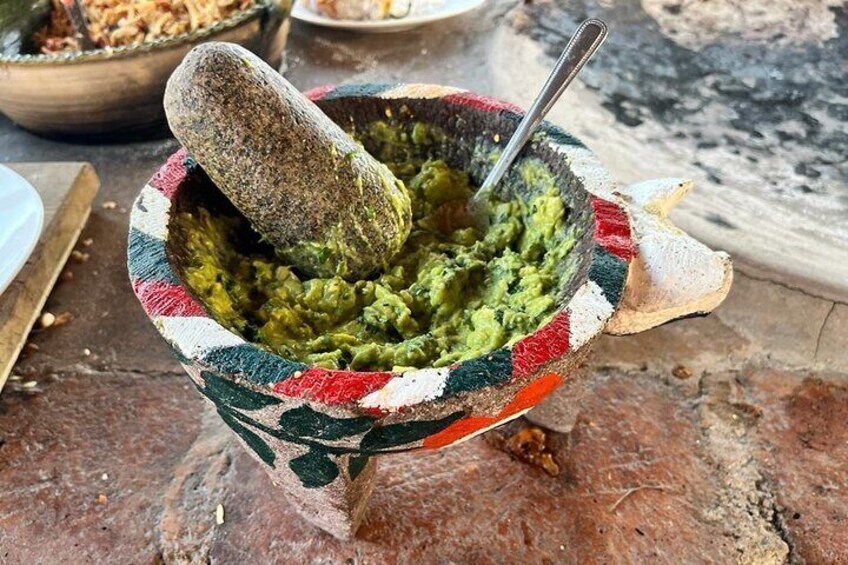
[[128, 82, 635, 416], [0, 0, 285, 65]]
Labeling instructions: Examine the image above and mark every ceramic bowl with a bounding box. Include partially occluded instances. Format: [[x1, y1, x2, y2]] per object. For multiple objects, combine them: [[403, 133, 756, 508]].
[[128, 83, 733, 538], [0, 0, 290, 138]]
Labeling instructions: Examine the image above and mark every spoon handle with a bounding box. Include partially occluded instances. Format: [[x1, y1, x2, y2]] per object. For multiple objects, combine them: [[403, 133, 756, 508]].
[[59, 0, 96, 51], [475, 18, 608, 199]]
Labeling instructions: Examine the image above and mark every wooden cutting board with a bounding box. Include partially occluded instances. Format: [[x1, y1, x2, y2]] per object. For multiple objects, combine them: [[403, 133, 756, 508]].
[[0, 162, 100, 392]]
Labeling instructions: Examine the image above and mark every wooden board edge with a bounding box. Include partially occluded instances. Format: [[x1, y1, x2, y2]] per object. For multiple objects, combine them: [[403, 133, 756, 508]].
[[0, 163, 100, 392]]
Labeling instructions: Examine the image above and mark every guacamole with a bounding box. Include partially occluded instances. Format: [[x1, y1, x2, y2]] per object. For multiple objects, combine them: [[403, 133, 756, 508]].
[[177, 122, 578, 371]]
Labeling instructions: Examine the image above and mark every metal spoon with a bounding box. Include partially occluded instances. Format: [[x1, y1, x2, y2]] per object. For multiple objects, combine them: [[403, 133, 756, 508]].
[[464, 18, 608, 232], [59, 0, 96, 51]]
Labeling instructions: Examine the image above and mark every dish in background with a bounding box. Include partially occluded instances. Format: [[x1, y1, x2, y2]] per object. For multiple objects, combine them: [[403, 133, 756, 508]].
[[33, 0, 257, 54], [292, 0, 485, 32], [0, 166, 44, 297], [301, 0, 394, 21], [0, 0, 291, 138]]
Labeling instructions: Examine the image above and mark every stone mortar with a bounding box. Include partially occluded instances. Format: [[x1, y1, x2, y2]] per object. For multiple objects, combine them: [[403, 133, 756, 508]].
[[128, 83, 733, 539]]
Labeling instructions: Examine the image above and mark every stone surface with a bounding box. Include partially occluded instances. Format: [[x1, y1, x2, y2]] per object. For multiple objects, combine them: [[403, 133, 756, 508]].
[[715, 273, 839, 369], [593, 270, 848, 374], [502, 0, 848, 302], [3, 364, 846, 562], [513, 0, 848, 239], [211, 371, 743, 563], [745, 371, 848, 563], [0, 374, 204, 562], [0, 3, 846, 562], [815, 303, 848, 369]]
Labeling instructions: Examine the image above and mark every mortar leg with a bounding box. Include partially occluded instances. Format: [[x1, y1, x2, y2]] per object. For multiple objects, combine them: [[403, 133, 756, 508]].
[[263, 446, 377, 539], [183, 365, 377, 539]]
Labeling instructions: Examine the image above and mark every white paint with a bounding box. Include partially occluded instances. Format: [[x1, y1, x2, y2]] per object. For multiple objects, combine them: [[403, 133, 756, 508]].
[[130, 184, 170, 241], [607, 178, 733, 335], [380, 84, 464, 99], [567, 280, 616, 350], [550, 143, 618, 201], [157, 316, 245, 359], [625, 177, 691, 217], [359, 366, 450, 411]]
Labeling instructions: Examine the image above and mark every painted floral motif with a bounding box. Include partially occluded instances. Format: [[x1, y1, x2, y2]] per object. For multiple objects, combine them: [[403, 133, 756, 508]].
[[199, 369, 562, 486], [194, 370, 465, 487]]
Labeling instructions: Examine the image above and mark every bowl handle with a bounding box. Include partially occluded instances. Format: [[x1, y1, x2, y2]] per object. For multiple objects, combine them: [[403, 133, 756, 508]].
[[605, 178, 733, 335]]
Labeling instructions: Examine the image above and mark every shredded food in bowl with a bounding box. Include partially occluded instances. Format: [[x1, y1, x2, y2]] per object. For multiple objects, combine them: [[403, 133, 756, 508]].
[[34, 0, 255, 54]]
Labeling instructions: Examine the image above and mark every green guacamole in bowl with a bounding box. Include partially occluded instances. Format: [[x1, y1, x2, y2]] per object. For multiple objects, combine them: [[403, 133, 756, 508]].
[[175, 121, 579, 371]]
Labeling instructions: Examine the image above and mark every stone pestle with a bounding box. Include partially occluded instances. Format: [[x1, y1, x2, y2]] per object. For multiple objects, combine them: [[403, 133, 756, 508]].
[[164, 42, 412, 280]]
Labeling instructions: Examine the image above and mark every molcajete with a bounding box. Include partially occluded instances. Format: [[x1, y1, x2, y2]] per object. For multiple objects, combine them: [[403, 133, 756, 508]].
[[128, 83, 733, 539]]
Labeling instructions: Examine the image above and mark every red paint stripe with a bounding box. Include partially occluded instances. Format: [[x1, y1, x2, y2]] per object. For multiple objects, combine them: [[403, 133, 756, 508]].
[[511, 311, 570, 379], [501, 373, 563, 415], [149, 149, 189, 199], [305, 84, 336, 101], [132, 279, 206, 317], [422, 373, 564, 449], [592, 197, 636, 261], [442, 92, 523, 114], [273, 368, 394, 405], [422, 416, 496, 449]]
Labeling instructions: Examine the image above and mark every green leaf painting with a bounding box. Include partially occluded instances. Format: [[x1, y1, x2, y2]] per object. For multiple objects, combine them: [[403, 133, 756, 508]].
[[278, 404, 375, 441], [348, 455, 370, 481], [289, 447, 339, 488], [218, 407, 276, 468], [202, 371, 281, 411], [359, 410, 465, 452], [189, 372, 475, 488]]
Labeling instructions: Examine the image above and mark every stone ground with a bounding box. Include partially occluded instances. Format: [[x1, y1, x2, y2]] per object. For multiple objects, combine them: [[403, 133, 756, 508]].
[[1, 2, 847, 563]]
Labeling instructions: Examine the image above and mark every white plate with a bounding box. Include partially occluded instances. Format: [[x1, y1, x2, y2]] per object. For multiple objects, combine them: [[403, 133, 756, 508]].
[[291, 0, 486, 32], [0, 165, 44, 296]]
